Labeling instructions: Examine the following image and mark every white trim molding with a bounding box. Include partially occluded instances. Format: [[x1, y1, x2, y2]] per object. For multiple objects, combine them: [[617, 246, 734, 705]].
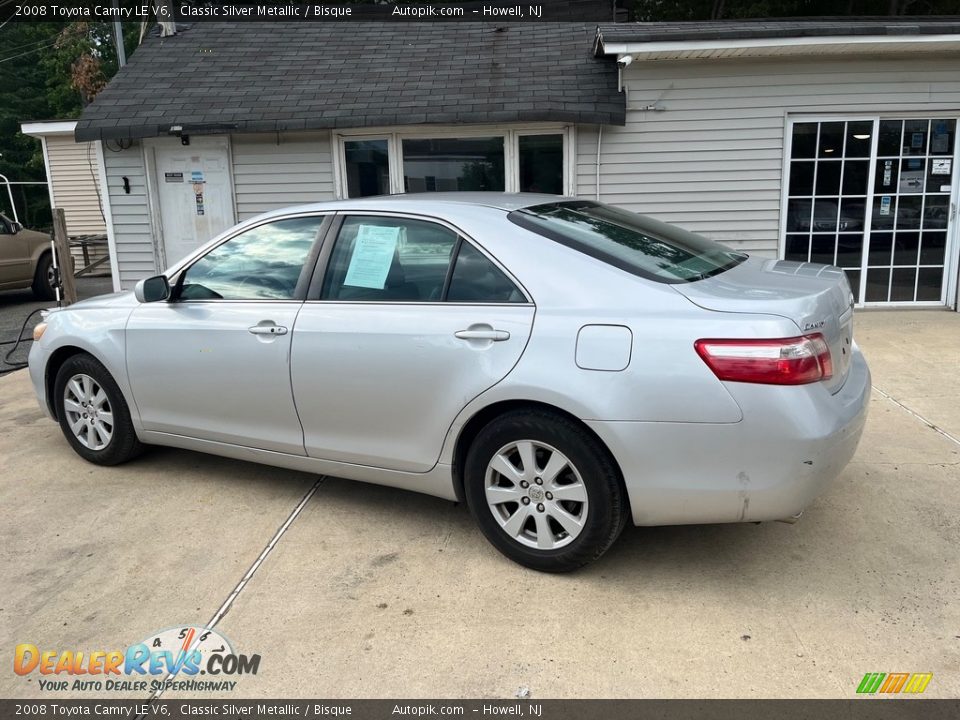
[[20, 120, 79, 137], [93, 141, 122, 293], [599, 33, 960, 61]]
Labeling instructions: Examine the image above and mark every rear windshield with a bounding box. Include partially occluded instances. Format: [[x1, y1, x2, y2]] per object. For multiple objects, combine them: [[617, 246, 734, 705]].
[[508, 201, 746, 284]]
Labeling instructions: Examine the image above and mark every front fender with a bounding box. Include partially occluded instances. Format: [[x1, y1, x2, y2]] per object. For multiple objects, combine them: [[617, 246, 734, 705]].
[[29, 307, 140, 432]]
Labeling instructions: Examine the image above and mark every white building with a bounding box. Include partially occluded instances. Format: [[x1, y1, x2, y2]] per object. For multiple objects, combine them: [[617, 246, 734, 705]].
[[76, 20, 960, 308]]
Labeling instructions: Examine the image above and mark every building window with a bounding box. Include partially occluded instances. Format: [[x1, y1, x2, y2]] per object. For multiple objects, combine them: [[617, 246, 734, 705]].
[[344, 139, 389, 198], [402, 137, 505, 193], [518, 134, 564, 194], [335, 126, 572, 199]]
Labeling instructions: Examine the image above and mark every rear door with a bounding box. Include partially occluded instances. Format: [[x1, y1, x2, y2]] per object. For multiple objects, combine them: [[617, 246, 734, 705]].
[[290, 213, 534, 472]]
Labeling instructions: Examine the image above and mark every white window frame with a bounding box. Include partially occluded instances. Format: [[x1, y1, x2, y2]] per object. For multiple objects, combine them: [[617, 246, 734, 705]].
[[780, 113, 960, 309], [332, 124, 575, 199]]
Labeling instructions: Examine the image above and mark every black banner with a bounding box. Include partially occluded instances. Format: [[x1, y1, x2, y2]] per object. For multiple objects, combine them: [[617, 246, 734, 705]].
[[1, 700, 960, 720], [2, 1, 616, 23]]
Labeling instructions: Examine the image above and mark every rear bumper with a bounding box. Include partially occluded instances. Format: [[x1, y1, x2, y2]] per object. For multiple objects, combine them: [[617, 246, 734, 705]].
[[588, 346, 871, 526]]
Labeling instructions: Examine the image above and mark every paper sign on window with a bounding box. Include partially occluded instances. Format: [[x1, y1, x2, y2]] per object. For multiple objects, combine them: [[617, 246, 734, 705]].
[[344, 225, 400, 289], [932, 159, 952, 175]]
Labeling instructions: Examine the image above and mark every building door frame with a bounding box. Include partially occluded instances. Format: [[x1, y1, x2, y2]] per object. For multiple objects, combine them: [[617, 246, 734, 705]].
[[143, 135, 237, 272]]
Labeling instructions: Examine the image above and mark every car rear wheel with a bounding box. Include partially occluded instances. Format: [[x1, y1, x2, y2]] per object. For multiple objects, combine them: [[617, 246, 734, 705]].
[[464, 409, 628, 572], [32, 252, 56, 300], [54, 354, 143, 465]]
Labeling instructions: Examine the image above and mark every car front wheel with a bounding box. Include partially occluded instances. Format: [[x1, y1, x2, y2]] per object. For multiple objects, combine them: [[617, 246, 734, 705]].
[[464, 409, 628, 572], [54, 354, 143, 465]]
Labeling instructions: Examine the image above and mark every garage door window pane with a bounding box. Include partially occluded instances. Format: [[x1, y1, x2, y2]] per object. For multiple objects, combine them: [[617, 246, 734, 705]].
[[344, 140, 389, 198], [180, 217, 323, 300], [791, 123, 818, 158], [519, 134, 563, 194], [402, 137, 505, 192]]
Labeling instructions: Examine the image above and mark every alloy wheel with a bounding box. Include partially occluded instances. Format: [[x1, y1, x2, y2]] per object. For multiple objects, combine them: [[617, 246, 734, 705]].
[[63, 373, 113, 450], [484, 440, 589, 550]]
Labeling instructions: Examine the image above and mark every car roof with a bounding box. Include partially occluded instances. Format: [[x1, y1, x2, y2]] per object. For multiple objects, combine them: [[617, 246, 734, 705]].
[[258, 192, 575, 219]]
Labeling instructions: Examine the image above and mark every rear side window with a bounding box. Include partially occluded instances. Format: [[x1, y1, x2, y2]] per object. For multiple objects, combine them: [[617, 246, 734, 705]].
[[508, 201, 746, 283], [321, 216, 458, 301], [447, 242, 525, 304]]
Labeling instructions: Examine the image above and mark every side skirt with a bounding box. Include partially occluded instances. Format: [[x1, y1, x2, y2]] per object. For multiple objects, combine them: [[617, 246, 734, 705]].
[[139, 431, 458, 501]]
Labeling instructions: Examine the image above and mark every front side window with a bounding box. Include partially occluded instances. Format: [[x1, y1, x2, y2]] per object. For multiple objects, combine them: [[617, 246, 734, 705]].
[[509, 201, 746, 284], [178, 217, 324, 300]]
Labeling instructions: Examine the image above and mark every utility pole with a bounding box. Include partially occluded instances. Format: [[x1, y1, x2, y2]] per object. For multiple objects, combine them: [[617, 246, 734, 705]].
[[112, 1, 126, 67]]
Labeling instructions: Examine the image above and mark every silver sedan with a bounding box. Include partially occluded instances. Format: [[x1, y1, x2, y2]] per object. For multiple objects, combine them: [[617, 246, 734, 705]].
[[28, 194, 870, 571]]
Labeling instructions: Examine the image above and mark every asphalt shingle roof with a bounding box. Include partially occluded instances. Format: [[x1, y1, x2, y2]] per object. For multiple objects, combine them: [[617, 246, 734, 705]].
[[596, 18, 960, 47], [75, 23, 624, 141]]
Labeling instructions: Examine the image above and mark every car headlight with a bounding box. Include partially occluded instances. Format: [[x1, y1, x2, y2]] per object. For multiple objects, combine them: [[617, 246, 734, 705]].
[[33, 322, 47, 342]]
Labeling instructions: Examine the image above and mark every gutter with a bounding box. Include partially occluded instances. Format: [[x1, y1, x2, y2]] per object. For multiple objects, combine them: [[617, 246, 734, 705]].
[[597, 32, 960, 59]]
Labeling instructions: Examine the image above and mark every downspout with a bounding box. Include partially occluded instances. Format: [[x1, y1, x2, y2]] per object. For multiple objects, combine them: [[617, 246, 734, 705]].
[[595, 125, 603, 202]]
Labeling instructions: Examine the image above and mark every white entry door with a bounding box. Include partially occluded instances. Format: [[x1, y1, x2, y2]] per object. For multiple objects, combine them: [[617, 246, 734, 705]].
[[152, 137, 235, 267]]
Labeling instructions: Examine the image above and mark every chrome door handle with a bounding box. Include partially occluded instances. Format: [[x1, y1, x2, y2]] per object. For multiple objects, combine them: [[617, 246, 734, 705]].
[[248, 324, 288, 336], [455, 328, 510, 342]]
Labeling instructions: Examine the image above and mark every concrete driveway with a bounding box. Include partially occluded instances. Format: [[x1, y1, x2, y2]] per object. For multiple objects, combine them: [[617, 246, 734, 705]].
[[1, 309, 958, 699]]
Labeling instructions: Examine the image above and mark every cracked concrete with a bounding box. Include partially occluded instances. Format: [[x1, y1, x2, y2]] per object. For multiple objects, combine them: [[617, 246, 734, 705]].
[[1, 309, 958, 699]]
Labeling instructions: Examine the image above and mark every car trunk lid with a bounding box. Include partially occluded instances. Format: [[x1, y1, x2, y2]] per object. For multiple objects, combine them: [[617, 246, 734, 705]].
[[673, 257, 856, 393]]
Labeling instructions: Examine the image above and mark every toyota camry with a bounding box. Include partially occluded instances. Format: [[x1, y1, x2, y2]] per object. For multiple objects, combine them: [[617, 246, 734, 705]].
[[28, 194, 870, 571]]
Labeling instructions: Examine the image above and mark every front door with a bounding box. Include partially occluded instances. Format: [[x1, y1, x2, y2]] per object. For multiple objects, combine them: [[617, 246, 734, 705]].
[[784, 117, 958, 306], [126, 216, 327, 454], [290, 213, 535, 473], [152, 137, 235, 267]]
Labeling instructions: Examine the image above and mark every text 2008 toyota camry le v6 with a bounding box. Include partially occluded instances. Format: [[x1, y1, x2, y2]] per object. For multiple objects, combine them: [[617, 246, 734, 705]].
[[28, 194, 870, 571]]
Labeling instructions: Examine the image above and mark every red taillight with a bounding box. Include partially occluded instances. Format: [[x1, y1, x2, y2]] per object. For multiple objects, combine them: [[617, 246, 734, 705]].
[[694, 333, 833, 385]]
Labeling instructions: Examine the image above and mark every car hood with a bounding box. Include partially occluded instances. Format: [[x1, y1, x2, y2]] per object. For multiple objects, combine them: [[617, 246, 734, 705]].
[[48, 290, 139, 313]]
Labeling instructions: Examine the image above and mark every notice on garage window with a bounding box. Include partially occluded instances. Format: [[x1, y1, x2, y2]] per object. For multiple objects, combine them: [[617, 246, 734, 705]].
[[344, 225, 400, 289]]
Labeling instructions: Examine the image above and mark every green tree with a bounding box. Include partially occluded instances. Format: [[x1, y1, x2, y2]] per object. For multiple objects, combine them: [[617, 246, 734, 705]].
[[0, 21, 140, 228]]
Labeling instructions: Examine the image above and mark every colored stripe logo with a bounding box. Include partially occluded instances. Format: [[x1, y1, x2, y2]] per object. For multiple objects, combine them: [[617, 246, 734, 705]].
[[857, 672, 932, 694]]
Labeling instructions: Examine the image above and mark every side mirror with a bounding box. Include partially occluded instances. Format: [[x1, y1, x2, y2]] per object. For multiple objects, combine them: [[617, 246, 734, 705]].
[[11, 221, 23, 233], [134, 275, 171, 303]]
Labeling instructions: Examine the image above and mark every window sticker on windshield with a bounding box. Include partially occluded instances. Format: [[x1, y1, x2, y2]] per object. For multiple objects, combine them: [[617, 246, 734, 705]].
[[344, 225, 400, 289]]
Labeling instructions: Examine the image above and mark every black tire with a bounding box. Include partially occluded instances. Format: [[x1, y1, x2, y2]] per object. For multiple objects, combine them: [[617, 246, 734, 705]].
[[54, 353, 144, 466], [464, 409, 629, 572], [32, 252, 56, 300]]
